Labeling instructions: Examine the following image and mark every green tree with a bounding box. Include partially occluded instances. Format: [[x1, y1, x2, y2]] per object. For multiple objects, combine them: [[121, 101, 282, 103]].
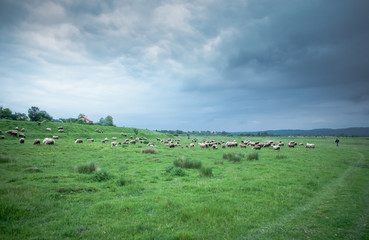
[[28, 106, 53, 121], [98, 115, 114, 126], [134, 128, 139, 136], [0, 106, 15, 120]]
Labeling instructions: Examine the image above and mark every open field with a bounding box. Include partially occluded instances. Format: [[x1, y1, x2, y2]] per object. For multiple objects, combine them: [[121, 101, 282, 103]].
[[1, 120, 369, 239]]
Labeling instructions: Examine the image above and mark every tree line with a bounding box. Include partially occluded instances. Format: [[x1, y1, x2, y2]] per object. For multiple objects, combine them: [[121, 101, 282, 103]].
[[0, 106, 114, 126]]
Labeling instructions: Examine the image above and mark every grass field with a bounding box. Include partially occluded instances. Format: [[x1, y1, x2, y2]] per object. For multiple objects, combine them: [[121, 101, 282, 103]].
[[1, 119, 369, 239]]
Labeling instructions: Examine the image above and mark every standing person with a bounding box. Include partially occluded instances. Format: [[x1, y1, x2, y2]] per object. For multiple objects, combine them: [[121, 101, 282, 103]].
[[335, 138, 339, 147]]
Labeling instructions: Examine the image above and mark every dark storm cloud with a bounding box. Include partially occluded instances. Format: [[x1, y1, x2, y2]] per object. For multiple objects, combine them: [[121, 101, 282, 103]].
[[1, 0, 368, 131]]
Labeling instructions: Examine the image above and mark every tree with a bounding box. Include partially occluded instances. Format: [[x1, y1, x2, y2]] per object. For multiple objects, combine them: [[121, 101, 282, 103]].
[[14, 112, 29, 121], [0, 106, 15, 120], [28, 106, 53, 121], [98, 115, 114, 126]]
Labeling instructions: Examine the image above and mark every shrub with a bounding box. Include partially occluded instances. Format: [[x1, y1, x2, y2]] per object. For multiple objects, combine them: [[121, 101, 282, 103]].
[[200, 167, 213, 177], [173, 157, 202, 169], [92, 170, 113, 182], [141, 148, 158, 154], [247, 153, 259, 160], [76, 162, 97, 174], [223, 153, 244, 163]]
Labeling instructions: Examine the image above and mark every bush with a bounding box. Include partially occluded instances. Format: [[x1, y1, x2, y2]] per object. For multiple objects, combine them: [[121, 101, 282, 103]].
[[200, 167, 213, 177], [247, 153, 259, 160], [76, 162, 97, 174], [92, 170, 113, 182], [173, 157, 202, 169], [141, 148, 158, 154], [223, 153, 244, 163]]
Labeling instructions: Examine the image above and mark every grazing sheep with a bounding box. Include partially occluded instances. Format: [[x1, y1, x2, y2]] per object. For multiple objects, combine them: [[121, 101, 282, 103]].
[[75, 139, 83, 144], [288, 141, 297, 148], [19, 133, 26, 138], [147, 143, 156, 147], [43, 138, 55, 145], [273, 146, 280, 151], [198, 143, 208, 149], [21, 128, 26, 132], [33, 139, 41, 144], [37, 122, 41, 125], [58, 126, 63, 129], [299, 143, 304, 146], [212, 145, 218, 150], [112, 137, 117, 140], [87, 139, 94, 142], [46, 128, 51, 131], [1, 135, 5, 139], [240, 144, 247, 149], [104, 137, 109, 142], [111, 141, 118, 147], [42, 120, 47, 124], [226, 141, 238, 148], [190, 143, 195, 148], [129, 140, 136, 144], [221, 144, 226, 149], [101, 140, 106, 143], [19, 138, 25, 144], [6, 130, 18, 136], [58, 129, 64, 133], [252, 145, 261, 150], [52, 136, 59, 139], [15, 127, 19, 130], [306, 143, 315, 149]]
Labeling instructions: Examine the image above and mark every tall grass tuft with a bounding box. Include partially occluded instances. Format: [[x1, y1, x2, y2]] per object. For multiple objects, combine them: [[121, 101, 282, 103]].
[[247, 153, 259, 160], [276, 154, 287, 159], [117, 176, 134, 186], [173, 157, 202, 169], [165, 166, 186, 176], [92, 170, 113, 182], [0, 155, 16, 163], [141, 148, 158, 154], [76, 162, 97, 174], [199, 167, 213, 177], [223, 153, 244, 163]]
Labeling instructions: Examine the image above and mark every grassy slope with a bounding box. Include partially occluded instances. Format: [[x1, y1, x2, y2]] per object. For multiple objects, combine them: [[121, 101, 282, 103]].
[[0, 119, 368, 239]]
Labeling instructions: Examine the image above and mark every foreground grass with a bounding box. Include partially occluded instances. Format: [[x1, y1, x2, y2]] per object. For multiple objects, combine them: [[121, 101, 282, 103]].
[[0, 120, 369, 239]]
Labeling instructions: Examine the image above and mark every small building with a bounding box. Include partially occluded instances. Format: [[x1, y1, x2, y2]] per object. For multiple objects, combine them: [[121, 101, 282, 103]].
[[78, 116, 93, 123]]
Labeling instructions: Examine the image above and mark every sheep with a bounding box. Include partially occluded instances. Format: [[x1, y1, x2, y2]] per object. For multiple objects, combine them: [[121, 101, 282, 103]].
[[190, 143, 195, 148], [101, 140, 106, 143], [212, 145, 218, 150], [15, 127, 19, 130], [112, 137, 117, 140], [240, 144, 247, 149], [52, 136, 59, 139], [6, 130, 18, 136], [33, 139, 41, 144], [306, 143, 315, 149], [198, 143, 208, 149], [42, 120, 47, 123], [87, 139, 94, 142], [37, 122, 41, 125], [75, 139, 83, 144], [221, 144, 226, 149], [129, 140, 136, 144], [288, 141, 297, 148], [299, 143, 304, 146], [147, 143, 156, 147], [19, 138, 25, 144], [43, 138, 55, 145], [1, 135, 5, 139], [104, 137, 109, 142], [252, 145, 261, 150], [111, 141, 118, 147], [226, 141, 238, 148], [58, 129, 64, 133], [273, 146, 280, 151], [19, 133, 26, 138], [21, 128, 26, 132], [46, 128, 51, 131], [58, 126, 63, 129]]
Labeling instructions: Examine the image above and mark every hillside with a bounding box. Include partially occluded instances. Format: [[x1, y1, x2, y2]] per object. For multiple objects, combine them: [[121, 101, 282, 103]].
[[232, 127, 369, 137]]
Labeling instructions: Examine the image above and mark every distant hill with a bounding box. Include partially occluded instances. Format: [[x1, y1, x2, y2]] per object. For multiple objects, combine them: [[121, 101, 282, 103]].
[[231, 127, 369, 137]]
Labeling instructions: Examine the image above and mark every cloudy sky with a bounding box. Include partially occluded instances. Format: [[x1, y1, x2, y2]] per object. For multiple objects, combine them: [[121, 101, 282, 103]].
[[1, 0, 369, 132]]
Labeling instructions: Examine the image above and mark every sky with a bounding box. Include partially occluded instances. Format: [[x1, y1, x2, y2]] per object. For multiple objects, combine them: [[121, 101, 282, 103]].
[[1, 0, 369, 132]]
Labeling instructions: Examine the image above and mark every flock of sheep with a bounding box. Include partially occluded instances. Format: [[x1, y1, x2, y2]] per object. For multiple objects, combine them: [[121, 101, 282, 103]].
[[1, 125, 316, 150]]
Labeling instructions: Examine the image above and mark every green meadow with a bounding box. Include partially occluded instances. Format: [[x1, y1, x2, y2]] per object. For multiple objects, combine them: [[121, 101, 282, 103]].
[[1, 119, 369, 239]]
